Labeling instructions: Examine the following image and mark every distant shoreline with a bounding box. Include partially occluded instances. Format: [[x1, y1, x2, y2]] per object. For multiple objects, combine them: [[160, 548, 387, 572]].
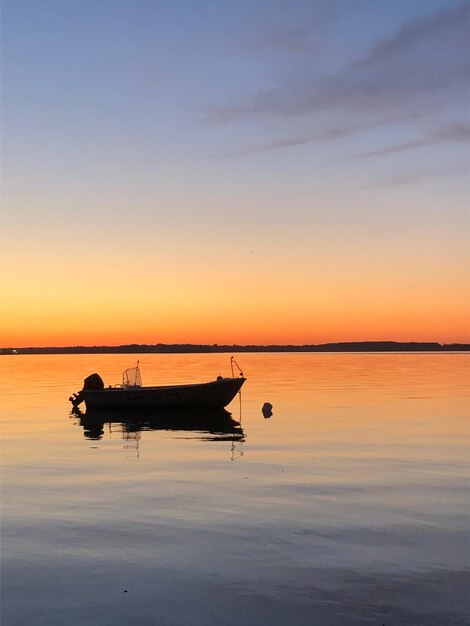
[[1, 341, 469, 355]]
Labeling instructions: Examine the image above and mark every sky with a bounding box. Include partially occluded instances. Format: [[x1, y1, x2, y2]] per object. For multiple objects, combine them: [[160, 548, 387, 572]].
[[1, 0, 469, 347]]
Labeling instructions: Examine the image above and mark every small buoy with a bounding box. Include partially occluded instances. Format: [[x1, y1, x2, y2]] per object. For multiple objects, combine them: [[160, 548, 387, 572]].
[[262, 402, 273, 418]]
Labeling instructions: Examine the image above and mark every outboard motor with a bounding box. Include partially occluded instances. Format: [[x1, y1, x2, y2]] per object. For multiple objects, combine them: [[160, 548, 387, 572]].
[[69, 373, 104, 407], [83, 373, 105, 391]]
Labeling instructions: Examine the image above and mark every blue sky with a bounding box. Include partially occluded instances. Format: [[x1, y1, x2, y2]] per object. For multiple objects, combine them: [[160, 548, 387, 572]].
[[1, 0, 469, 345], [4, 1, 468, 180]]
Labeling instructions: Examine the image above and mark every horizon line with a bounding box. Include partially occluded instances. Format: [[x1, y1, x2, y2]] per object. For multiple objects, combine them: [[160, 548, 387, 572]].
[[2, 340, 469, 353]]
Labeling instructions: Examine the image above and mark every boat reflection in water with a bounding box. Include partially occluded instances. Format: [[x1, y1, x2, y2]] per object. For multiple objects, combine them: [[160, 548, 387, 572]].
[[71, 405, 245, 443]]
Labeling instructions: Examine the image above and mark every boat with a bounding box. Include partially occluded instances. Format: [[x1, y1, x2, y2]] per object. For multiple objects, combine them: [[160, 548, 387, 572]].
[[69, 358, 246, 411]]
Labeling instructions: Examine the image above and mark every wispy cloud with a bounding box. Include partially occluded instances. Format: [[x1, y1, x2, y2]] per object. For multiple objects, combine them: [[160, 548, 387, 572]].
[[210, 2, 469, 123], [360, 124, 470, 158], [204, 1, 470, 187], [376, 162, 468, 187], [212, 115, 470, 159], [213, 126, 355, 158]]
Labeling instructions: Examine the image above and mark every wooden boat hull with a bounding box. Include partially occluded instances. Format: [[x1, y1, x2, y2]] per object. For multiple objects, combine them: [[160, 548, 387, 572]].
[[82, 377, 245, 410]]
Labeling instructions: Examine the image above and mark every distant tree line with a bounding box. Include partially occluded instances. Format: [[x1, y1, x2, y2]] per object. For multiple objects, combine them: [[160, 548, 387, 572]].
[[1, 341, 469, 355]]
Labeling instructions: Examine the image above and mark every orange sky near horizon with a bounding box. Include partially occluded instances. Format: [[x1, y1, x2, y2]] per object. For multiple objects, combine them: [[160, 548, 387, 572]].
[[2, 195, 469, 348], [2, 242, 469, 347]]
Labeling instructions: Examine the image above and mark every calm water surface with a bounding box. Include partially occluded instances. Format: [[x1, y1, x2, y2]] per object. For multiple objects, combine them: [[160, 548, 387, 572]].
[[1, 353, 469, 625]]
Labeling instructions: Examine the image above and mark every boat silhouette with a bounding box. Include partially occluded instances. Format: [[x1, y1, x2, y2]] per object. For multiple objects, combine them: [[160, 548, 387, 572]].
[[69, 360, 246, 411]]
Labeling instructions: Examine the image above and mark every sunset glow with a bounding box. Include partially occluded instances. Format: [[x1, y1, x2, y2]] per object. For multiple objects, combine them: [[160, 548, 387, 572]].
[[2, 1, 469, 347]]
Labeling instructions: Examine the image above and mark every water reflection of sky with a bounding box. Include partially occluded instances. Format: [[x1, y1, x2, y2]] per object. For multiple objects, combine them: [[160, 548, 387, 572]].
[[1, 354, 468, 625]]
